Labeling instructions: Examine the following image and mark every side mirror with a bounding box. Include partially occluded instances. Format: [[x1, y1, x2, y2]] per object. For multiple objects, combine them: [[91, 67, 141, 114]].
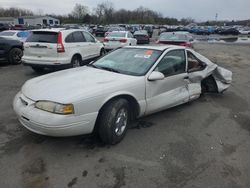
[[148, 71, 165, 81]]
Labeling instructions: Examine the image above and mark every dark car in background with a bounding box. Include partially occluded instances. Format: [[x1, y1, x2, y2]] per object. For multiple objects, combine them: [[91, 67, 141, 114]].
[[127, 25, 141, 34], [0, 23, 10, 31], [95, 26, 108, 37], [157, 32, 194, 48], [218, 28, 240, 35], [143, 25, 154, 38], [0, 37, 23, 64], [133, 30, 150, 44]]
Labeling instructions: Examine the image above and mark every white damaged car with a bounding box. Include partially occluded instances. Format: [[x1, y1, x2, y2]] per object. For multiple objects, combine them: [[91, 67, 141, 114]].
[[13, 46, 232, 144]]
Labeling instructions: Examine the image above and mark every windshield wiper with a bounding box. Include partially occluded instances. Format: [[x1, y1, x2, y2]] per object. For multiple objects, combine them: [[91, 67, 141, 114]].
[[87, 64, 120, 73], [87, 64, 99, 69], [99, 66, 121, 73]]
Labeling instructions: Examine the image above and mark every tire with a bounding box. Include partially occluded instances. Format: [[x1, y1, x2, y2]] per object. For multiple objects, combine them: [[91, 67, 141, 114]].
[[31, 67, 44, 73], [98, 99, 130, 145], [8, 48, 23, 65], [100, 48, 105, 56], [71, 55, 81, 68]]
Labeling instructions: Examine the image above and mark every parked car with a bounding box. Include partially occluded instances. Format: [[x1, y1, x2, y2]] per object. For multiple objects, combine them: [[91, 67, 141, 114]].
[[239, 28, 250, 35], [0, 37, 23, 64], [143, 25, 154, 38], [0, 23, 10, 31], [12, 24, 28, 30], [103, 31, 137, 51], [22, 28, 104, 72], [133, 30, 150, 44], [13, 45, 232, 144], [95, 26, 108, 37], [157, 32, 194, 48], [0, 30, 29, 42], [189, 27, 210, 35], [104, 27, 125, 37], [127, 25, 141, 34], [218, 28, 239, 35]]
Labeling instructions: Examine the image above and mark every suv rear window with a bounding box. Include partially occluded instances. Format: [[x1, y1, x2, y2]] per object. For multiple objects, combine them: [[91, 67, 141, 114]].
[[26, 31, 58, 43]]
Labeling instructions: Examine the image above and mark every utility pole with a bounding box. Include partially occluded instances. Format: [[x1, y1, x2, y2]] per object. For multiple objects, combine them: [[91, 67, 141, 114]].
[[215, 13, 218, 22]]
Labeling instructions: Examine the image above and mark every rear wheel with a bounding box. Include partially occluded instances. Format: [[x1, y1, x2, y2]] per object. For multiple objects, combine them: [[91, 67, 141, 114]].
[[100, 48, 106, 56], [71, 55, 82, 68], [8, 48, 23, 65], [98, 99, 130, 145]]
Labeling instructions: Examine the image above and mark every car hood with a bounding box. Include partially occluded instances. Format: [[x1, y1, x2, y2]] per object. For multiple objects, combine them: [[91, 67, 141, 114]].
[[22, 66, 140, 103]]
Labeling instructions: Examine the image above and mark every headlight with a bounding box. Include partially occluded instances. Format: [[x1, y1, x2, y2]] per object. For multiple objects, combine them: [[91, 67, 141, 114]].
[[35, 101, 74, 115]]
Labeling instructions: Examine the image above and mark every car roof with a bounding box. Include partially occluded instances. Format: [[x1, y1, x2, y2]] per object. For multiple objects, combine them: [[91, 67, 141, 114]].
[[124, 45, 186, 51], [31, 28, 66, 32]]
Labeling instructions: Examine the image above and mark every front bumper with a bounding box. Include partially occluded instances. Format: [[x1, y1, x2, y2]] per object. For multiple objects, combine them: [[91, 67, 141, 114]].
[[13, 92, 98, 137]]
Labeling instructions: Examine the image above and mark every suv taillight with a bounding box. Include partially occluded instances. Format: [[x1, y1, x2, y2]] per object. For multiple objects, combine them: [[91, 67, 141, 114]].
[[119, 39, 127, 43], [57, 32, 65, 53]]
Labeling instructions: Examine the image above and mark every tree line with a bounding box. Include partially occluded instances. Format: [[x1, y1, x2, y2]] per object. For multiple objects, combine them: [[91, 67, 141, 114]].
[[0, 2, 194, 25]]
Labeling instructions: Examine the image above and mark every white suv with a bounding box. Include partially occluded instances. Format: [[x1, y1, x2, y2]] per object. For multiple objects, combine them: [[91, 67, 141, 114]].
[[22, 28, 104, 72]]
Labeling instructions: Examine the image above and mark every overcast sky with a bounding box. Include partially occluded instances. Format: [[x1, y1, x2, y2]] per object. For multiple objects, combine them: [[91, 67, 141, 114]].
[[1, 0, 250, 21]]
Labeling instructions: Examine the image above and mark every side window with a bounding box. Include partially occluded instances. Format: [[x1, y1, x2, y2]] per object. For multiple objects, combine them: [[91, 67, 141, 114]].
[[72, 31, 86, 42], [155, 50, 186, 77], [65, 33, 74, 43], [82, 32, 95, 42], [187, 51, 205, 72]]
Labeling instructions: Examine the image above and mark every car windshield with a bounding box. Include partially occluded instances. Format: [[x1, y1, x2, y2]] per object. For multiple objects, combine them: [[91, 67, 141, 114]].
[[160, 33, 188, 41], [92, 48, 162, 76], [0, 32, 16, 36], [107, 32, 126, 38]]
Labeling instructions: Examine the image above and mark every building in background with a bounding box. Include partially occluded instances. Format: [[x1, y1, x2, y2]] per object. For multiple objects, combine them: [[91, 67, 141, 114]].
[[0, 16, 60, 26]]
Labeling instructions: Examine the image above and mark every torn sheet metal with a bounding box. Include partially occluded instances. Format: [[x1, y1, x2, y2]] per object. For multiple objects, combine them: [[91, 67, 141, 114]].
[[187, 49, 232, 93]]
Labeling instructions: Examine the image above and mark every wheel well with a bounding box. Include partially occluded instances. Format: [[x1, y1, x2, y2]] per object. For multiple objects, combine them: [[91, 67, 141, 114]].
[[72, 53, 82, 61], [201, 75, 218, 93], [92, 95, 140, 134], [9, 46, 22, 53], [101, 95, 140, 119]]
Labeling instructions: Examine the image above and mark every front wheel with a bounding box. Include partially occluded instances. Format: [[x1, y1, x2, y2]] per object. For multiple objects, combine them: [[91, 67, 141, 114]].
[[98, 99, 130, 145], [8, 48, 23, 64]]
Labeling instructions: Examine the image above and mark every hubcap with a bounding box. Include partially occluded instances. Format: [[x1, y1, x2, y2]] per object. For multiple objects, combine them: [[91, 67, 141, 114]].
[[13, 51, 22, 63], [114, 108, 128, 136]]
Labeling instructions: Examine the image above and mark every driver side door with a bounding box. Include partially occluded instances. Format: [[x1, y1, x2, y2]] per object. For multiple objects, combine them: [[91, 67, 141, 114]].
[[145, 49, 190, 115]]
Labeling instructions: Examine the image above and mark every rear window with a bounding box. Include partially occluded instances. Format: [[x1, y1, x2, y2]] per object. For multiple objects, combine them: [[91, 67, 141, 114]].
[[0, 32, 15, 36], [107, 32, 126, 38], [159, 33, 188, 41], [26, 31, 58, 43]]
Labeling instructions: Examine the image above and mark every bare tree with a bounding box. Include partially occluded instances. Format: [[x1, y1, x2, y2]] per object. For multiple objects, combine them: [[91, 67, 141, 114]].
[[71, 3, 88, 19]]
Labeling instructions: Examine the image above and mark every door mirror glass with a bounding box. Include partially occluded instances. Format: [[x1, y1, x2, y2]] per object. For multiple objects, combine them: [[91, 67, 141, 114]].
[[148, 71, 165, 81]]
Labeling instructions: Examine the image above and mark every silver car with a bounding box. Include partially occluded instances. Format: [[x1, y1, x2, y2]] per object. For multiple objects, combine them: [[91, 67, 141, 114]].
[[13, 45, 232, 144]]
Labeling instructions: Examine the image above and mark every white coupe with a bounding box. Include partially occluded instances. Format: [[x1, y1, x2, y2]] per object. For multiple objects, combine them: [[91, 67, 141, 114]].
[[13, 45, 232, 144]]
